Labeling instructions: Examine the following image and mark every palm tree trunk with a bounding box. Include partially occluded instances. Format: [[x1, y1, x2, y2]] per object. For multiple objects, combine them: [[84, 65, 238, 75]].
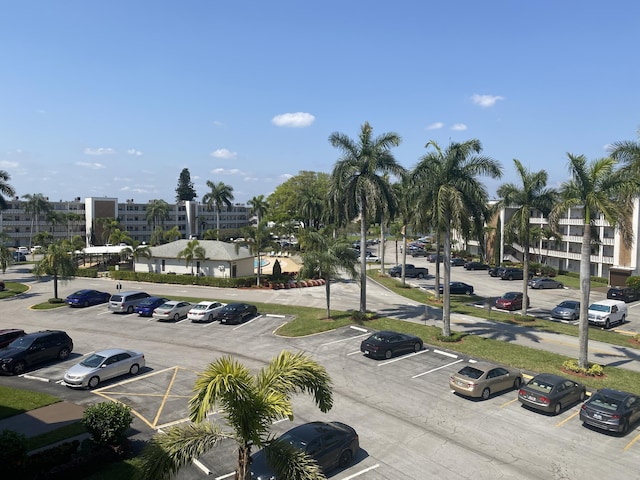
[[379, 222, 385, 275], [216, 210, 221, 240], [522, 235, 530, 316], [359, 197, 367, 313], [257, 252, 262, 286], [325, 276, 331, 319], [442, 222, 452, 336], [236, 443, 251, 480], [53, 272, 59, 299], [434, 230, 441, 301], [578, 223, 591, 369], [401, 229, 407, 286]]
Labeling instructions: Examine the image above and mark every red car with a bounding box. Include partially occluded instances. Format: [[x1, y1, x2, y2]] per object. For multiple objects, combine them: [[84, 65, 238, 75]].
[[495, 292, 530, 311], [0, 329, 26, 348]]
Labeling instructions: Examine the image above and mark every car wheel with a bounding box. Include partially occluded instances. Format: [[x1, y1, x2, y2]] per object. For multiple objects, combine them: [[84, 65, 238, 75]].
[[554, 402, 562, 415], [12, 360, 26, 375], [173, 313, 180, 321], [384, 349, 392, 359], [605, 319, 611, 329], [127, 305, 134, 314], [83, 301, 89, 307], [513, 377, 522, 389], [579, 390, 586, 402], [621, 314, 626, 325], [414, 342, 422, 353], [571, 314, 577, 321], [338, 449, 353, 468], [481, 388, 491, 400], [207, 314, 213, 322], [465, 289, 472, 295], [88, 376, 100, 389], [417, 273, 424, 279], [130, 364, 140, 375], [58, 347, 71, 360], [621, 419, 630, 434], [557, 283, 563, 289]]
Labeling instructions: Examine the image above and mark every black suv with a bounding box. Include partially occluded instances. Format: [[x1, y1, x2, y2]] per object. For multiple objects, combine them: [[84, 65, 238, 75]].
[[501, 268, 524, 281], [0, 330, 73, 375], [607, 287, 640, 303]]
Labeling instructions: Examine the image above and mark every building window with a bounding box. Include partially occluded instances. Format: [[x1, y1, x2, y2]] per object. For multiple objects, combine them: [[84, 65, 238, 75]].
[[162, 260, 165, 272]]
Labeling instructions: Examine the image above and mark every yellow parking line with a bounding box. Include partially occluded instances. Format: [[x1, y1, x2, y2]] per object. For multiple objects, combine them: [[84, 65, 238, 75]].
[[556, 410, 579, 427], [624, 432, 640, 451], [501, 397, 519, 408], [153, 366, 180, 428], [92, 391, 192, 399], [92, 390, 156, 429]]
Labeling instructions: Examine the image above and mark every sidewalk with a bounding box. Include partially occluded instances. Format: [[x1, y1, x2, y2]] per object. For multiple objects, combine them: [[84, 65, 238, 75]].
[[0, 401, 85, 438]]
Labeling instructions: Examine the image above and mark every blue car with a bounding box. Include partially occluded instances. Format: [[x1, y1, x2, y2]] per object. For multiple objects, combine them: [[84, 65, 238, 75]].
[[66, 289, 111, 308], [135, 296, 169, 317]]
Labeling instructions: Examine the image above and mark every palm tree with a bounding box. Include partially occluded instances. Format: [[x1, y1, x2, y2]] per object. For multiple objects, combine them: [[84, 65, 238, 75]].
[[65, 212, 85, 240], [22, 193, 51, 247], [95, 217, 122, 245], [550, 154, 635, 369], [146, 199, 170, 231], [32, 242, 78, 299], [236, 220, 278, 286], [108, 228, 133, 246], [247, 195, 269, 224], [541, 225, 562, 264], [177, 239, 207, 275], [609, 128, 640, 169], [329, 121, 404, 314], [163, 226, 182, 243], [300, 231, 359, 318], [136, 351, 333, 480], [202, 181, 235, 239], [0, 169, 15, 210], [0, 232, 12, 273], [497, 159, 557, 316], [122, 240, 151, 272], [413, 140, 502, 336]]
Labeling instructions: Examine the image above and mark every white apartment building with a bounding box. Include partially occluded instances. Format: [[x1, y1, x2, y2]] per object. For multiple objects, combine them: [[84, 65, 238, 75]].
[[0, 196, 251, 248]]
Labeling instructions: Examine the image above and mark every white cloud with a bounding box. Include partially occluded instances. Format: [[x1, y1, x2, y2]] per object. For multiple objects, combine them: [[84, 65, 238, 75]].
[[0, 160, 19, 168], [451, 124, 468, 131], [210, 148, 238, 159], [279, 173, 293, 181], [120, 186, 150, 194], [271, 112, 315, 128], [471, 94, 504, 108], [211, 167, 245, 175], [113, 176, 133, 182], [426, 122, 444, 130], [76, 161, 106, 169], [213, 120, 224, 127], [244, 176, 259, 182], [127, 149, 143, 156], [84, 147, 115, 155]]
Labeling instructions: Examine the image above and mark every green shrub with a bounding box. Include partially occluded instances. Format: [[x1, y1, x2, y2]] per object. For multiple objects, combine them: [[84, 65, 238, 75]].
[[76, 268, 99, 278], [0, 430, 27, 475], [540, 264, 557, 277], [26, 439, 79, 476], [48, 297, 66, 304], [562, 359, 604, 377], [82, 402, 133, 446], [627, 276, 640, 291]]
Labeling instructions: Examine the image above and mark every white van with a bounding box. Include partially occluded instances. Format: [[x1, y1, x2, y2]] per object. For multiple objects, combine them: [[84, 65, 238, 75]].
[[587, 300, 627, 329]]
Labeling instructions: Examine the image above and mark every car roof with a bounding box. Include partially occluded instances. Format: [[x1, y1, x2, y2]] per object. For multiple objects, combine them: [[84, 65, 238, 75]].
[[284, 421, 349, 441], [92, 348, 136, 357], [195, 301, 218, 306], [596, 388, 635, 399], [530, 373, 568, 384], [0, 328, 25, 335]]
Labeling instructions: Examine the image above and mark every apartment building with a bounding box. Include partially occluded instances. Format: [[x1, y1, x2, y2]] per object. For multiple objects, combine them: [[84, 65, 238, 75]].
[[0, 196, 251, 248]]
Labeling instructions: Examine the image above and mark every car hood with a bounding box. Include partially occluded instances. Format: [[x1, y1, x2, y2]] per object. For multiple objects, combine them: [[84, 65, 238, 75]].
[[65, 363, 99, 377], [250, 449, 276, 480]]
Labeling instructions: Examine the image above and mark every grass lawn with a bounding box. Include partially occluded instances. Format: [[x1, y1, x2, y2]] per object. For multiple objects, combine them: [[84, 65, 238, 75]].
[[0, 385, 60, 420], [0, 281, 30, 299]]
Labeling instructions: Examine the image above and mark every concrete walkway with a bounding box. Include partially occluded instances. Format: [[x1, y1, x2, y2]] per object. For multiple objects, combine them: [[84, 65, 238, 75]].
[[0, 401, 85, 438]]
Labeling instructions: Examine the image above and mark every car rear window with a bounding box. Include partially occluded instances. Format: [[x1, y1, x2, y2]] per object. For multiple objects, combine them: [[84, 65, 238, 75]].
[[591, 394, 620, 411], [458, 366, 483, 379], [110, 295, 123, 302], [589, 304, 610, 312], [527, 379, 553, 393]]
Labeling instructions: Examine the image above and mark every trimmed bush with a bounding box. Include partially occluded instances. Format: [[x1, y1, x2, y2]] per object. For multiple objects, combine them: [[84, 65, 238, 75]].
[[0, 430, 27, 475], [82, 402, 133, 447]]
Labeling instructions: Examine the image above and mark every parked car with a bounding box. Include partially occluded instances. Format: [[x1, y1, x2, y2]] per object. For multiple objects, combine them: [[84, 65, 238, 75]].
[[427, 253, 444, 263], [30, 245, 43, 254], [528, 277, 564, 289], [552, 300, 580, 321], [501, 268, 525, 281], [449, 362, 523, 400], [360, 330, 423, 360], [360, 251, 380, 263], [439, 282, 474, 295], [218, 303, 258, 324], [108, 291, 151, 314], [188, 301, 226, 323], [63, 348, 145, 389], [410, 248, 428, 257], [450, 257, 466, 267], [464, 261, 489, 270], [153, 301, 193, 321], [134, 296, 170, 317], [16, 246, 29, 255], [65, 289, 111, 307], [580, 388, 640, 434], [606, 287, 640, 303], [488, 266, 506, 277], [388, 264, 429, 279], [12, 252, 26, 262], [495, 292, 529, 311], [0, 330, 73, 375], [0, 329, 25, 348], [588, 300, 627, 329], [250, 421, 359, 479], [518, 373, 586, 414]]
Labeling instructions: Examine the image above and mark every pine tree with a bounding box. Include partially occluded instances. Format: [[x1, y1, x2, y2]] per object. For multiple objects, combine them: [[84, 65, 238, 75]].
[[175, 168, 197, 202]]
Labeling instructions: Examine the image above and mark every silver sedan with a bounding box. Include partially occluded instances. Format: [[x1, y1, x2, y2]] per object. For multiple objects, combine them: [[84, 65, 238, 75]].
[[153, 300, 193, 321], [63, 348, 145, 389]]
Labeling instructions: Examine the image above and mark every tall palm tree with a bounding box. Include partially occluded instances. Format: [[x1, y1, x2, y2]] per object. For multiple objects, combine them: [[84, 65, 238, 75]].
[[32, 241, 78, 299], [122, 240, 151, 272], [96, 217, 122, 245], [300, 231, 359, 318], [497, 159, 557, 316], [136, 351, 333, 480], [329, 121, 404, 314], [202, 181, 235, 239], [177, 239, 207, 275], [22, 193, 51, 247], [247, 195, 269, 224], [163, 226, 182, 243], [413, 140, 502, 336], [146, 199, 170, 231], [550, 154, 636, 369], [609, 128, 640, 169], [236, 220, 278, 286], [0, 170, 16, 210]]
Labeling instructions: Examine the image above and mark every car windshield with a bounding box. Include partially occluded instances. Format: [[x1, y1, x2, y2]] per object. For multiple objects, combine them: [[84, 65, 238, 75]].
[[158, 303, 175, 309], [558, 301, 578, 308], [589, 304, 610, 312], [72, 290, 89, 296], [279, 432, 307, 450], [80, 354, 106, 368], [110, 295, 123, 302], [590, 393, 622, 412], [503, 293, 519, 300], [457, 366, 483, 379], [527, 379, 553, 393], [224, 305, 239, 312], [8, 336, 35, 349]]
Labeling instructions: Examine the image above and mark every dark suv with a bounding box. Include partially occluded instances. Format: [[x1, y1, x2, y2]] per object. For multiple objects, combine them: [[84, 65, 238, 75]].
[[0, 330, 73, 375], [607, 287, 640, 303], [501, 268, 524, 281]]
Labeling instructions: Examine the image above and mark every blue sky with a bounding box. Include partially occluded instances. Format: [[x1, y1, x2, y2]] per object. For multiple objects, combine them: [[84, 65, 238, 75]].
[[1, 1, 639, 205]]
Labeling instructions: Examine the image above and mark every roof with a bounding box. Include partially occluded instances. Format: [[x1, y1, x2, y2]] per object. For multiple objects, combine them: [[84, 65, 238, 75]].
[[147, 240, 253, 261]]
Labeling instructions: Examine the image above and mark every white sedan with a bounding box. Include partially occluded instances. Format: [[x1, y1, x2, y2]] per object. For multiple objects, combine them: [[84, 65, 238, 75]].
[[153, 300, 192, 321], [188, 301, 226, 323], [63, 348, 145, 389]]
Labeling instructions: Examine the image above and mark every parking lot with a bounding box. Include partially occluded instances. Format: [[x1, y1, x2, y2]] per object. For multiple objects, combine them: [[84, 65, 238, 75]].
[[3, 269, 640, 478]]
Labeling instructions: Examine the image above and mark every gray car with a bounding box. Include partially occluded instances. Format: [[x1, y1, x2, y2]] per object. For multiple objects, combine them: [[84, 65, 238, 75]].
[[63, 348, 145, 388], [518, 373, 586, 414], [529, 277, 564, 289], [552, 300, 580, 321]]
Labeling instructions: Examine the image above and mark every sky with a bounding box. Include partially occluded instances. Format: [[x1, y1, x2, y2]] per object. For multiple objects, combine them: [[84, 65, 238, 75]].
[[1, 1, 639, 206]]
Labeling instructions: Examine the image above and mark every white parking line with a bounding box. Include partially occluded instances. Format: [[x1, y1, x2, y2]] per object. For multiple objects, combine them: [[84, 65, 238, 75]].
[[232, 314, 264, 330], [377, 349, 430, 366], [350, 326, 368, 332], [342, 464, 380, 479], [412, 358, 464, 378]]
